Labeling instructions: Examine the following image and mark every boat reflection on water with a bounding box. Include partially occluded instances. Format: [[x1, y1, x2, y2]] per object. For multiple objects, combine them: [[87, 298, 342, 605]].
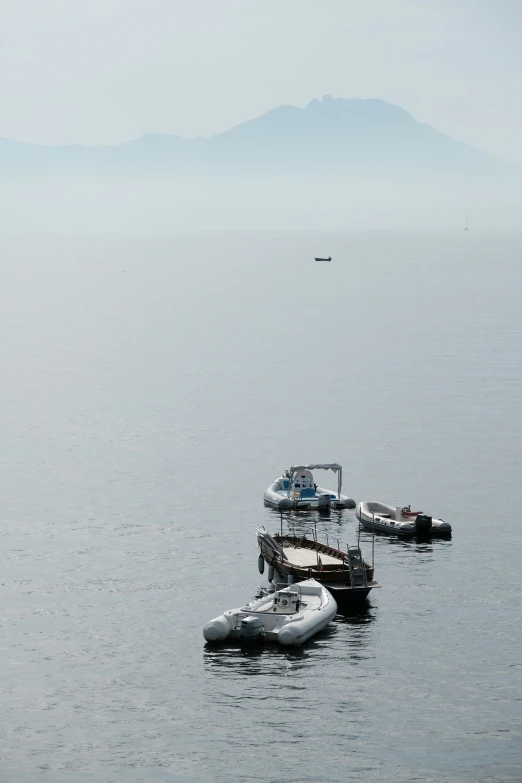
[[358, 526, 453, 554], [335, 602, 376, 626], [269, 507, 349, 527], [333, 602, 377, 662], [203, 637, 309, 673], [266, 509, 359, 550]]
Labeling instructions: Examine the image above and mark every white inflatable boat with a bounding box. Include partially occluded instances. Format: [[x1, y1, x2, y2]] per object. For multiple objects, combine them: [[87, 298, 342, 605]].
[[203, 579, 337, 647], [264, 464, 355, 510], [357, 501, 452, 537]]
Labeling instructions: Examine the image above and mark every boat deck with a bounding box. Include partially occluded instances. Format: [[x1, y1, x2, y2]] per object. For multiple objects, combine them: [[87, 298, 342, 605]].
[[283, 547, 343, 568]]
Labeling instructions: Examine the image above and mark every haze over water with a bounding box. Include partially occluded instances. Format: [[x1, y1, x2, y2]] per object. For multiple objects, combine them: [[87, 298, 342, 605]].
[[1, 231, 521, 782]]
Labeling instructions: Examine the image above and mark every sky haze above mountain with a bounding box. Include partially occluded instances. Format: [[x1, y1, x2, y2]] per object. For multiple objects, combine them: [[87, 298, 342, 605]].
[[1, 0, 520, 232], [1, 0, 522, 164]]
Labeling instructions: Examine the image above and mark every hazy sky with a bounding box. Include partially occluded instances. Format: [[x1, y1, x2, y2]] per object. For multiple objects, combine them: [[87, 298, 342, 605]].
[[1, 0, 521, 162]]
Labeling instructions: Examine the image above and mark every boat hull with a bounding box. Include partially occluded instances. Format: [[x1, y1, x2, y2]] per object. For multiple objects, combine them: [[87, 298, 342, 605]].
[[264, 480, 355, 510]]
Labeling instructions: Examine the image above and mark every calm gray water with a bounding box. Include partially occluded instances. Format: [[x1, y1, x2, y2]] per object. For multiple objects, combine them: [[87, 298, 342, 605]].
[[1, 232, 521, 783]]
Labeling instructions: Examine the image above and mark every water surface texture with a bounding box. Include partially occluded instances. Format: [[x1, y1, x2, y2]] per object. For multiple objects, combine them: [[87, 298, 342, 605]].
[[1, 232, 521, 782]]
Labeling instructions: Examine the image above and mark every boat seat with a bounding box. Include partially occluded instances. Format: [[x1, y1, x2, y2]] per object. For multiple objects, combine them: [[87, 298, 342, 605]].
[[299, 583, 323, 596], [300, 487, 316, 499]]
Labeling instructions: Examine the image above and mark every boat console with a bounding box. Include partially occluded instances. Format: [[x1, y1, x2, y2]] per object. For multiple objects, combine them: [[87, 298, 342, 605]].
[[273, 590, 301, 613], [291, 469, 315, 496]]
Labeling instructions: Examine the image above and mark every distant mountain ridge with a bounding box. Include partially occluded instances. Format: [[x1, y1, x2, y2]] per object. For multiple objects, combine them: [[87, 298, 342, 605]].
[[0, 96, 514, 174]]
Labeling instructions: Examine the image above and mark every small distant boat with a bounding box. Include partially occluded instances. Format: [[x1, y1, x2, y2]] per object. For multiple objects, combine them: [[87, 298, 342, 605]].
[[257, 526, 380, 604], [464, 212, 469, 231], [315, 256, 332, 262], [357, 501, 452, 537], [203, 579, 336, 646], [264, 464, 355, 510]]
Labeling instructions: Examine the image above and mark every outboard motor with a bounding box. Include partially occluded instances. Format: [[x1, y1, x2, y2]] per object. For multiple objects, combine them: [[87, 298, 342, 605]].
[[415, 514, 433, 533], [239, 616, 265, 643], [317, 493, 331, 510]]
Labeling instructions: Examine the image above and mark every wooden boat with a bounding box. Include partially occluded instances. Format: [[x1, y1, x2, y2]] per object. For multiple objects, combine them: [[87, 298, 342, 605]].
[[314, 256, 332, 262], [256, 526, 380, 604]]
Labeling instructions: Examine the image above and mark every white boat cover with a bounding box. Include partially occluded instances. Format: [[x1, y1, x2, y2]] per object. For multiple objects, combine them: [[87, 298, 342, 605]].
[[290, 463, 342, 472]]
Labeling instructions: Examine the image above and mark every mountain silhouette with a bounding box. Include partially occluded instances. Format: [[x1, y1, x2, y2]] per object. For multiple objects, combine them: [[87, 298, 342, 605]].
[[0, 96, 514, 173]]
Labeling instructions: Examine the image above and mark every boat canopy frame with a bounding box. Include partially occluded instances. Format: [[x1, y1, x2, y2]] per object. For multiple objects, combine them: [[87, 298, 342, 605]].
[[286, 463, 343, 499]]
